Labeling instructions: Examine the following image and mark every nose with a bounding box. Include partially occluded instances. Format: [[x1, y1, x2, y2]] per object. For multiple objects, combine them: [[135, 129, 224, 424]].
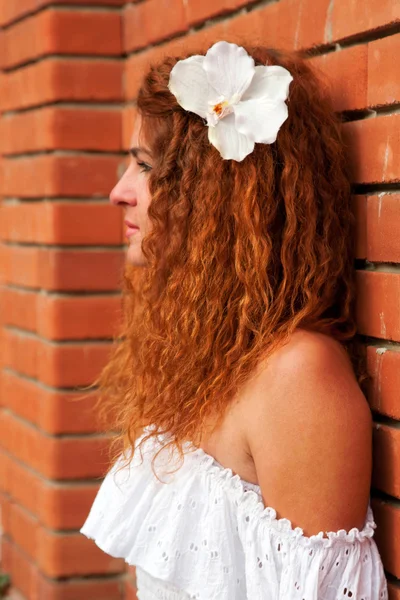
[[109, 169, 137, 207]]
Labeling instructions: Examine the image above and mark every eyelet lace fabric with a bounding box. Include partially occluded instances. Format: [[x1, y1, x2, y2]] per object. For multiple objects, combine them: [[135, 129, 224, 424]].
[[81, 427, 388, 600]]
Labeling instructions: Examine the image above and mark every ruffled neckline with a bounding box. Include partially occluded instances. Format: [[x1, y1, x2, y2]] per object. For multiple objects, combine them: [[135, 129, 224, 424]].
[[190, 445, 262, 492], [179, 439, 377, 548], [119, 426, 378, 549]]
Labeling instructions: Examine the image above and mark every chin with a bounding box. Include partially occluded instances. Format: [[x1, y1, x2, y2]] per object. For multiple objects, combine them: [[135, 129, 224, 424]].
[[126, 243, 147, 267]]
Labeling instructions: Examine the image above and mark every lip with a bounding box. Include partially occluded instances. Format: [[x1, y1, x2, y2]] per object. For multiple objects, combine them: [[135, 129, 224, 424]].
[[126, 226, 140, 238], [125, 219, 140, 238], [125, 219, 139, 229]]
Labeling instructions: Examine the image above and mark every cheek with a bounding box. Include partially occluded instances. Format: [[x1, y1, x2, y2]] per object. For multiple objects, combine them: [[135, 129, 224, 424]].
[[138, 182, 152, 217]]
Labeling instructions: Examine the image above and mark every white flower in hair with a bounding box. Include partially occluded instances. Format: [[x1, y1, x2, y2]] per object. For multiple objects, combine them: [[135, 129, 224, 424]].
[[168, 40, 293, 162]]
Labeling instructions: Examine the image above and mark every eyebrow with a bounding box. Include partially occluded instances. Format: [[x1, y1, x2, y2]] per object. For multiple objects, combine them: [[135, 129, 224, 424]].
[[129, 146, 152, 159]]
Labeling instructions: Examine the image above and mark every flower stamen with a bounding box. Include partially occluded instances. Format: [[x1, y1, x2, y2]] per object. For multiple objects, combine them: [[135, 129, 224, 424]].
[[213, 100, 229, 117]]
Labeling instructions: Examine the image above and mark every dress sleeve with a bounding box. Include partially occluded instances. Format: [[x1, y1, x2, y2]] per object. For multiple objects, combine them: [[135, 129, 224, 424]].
[[240, 501, 388, 600]]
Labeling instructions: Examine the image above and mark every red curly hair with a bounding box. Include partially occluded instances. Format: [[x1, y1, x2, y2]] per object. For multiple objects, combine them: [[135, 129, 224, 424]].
[[86, 44, 368, 475]]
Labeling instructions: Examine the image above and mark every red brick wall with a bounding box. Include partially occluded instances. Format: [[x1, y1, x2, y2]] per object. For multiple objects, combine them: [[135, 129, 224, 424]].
[[0, 1, 127, 598], [1, 1, 400, 599]]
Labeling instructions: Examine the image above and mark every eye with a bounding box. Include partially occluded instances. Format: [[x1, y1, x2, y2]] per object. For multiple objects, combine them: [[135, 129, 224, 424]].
[[137, 161, 152, 173]]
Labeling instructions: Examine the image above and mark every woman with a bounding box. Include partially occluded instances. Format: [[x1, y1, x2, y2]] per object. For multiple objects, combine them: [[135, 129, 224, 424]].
[[81, 41, 388, 599]]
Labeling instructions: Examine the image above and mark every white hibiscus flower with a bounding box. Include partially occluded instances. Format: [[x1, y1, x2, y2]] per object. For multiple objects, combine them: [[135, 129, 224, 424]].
[[168, 40, 293, 162]]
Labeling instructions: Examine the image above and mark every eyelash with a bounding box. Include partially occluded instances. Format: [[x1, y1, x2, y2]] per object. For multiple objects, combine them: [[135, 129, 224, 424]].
[[137, 161, 152, 173]]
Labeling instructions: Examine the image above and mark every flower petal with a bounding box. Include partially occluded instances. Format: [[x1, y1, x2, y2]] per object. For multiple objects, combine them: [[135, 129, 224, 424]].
[[242, 65, 293, 103], [234, 98, 289, 144], [208, 114, 254, 161], [168, 55, 210, 119], [203, 41, 255, 102]]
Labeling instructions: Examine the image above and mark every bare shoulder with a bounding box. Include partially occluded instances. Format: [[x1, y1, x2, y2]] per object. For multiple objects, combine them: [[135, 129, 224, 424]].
[[242, 328, 373, 536]]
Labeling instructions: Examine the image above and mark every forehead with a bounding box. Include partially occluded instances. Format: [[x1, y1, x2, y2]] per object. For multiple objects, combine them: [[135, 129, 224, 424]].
[[130, 113, 143, 147]]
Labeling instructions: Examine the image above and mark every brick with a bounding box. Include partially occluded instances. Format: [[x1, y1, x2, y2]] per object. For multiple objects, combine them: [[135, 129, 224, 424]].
[[372, 499, 400, 579], [1, 454, 40, 517], [185, 0, 249, 26], [288, 0, 331, 49], [37, 482, 100, 531], [0, 452, 12, 494], [4, 499, 124, 578], [353, 195, 367, 259], [1, 285, 118, 342], [0, 411, 111, 480], [356, 271, 400, 342], [180, 0, 398, 53], [36, 294, 122, 340], [1, 370, 101, 434], [342, 115, 400, 185], [123, 0, 188, 53], [234, 0, 331, 51], [37, 528, 124, 578], [3, 329, 112, 387], [1, 287, 38, 332], [367, 346, 400, 421], [372, 424, 400, 499], [3, 329, 39, 380], [368, 34, 400, 108], [181, 21, 228, 53], [3, 455, 100, 528], [224, 10, 264, 47], [43, 250, 122, 292], [366, 194, 400, 262], [0, 0, 126, 27], [0, 491, 12, 532], [125, 48, 170, 101], [0, 59, 123, 112], [1, 247, 42, 289], [38, 340, 113, 388], [124, 21, 226, 100], [36, 576, 125, 600], [1, 536, 124, 599], [125, 578, 138, 600], [311, 46, 368, 112], [1, 9, 122, 70], [2, 247, 123, 291], [331, 0, 400, 42], [0, 202, 123, 246], [1, 537, 38, 600], [353, 194, 400, 262], [9, 502, 39, 560], [3, 154, 123, 198], [0, 107, 122, 155]]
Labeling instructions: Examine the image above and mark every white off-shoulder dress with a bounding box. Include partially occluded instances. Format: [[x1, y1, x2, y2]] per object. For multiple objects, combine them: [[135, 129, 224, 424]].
[[81, 426, 388, 600]]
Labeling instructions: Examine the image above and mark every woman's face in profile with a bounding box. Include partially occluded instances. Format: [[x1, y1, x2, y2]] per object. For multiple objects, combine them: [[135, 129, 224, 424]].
[[109, 113, 153, 267]]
